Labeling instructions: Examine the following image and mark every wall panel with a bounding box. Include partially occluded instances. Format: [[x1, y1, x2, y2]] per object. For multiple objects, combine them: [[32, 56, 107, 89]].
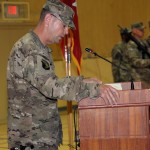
[[0, 0, 150, 123]]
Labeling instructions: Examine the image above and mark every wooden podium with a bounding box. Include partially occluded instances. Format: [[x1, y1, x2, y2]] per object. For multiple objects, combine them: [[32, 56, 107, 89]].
[[78, 82, 150, 150]]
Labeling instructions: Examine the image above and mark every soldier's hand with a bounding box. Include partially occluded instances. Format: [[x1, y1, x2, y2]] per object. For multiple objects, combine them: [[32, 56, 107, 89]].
[[100, 84, 119, 106]]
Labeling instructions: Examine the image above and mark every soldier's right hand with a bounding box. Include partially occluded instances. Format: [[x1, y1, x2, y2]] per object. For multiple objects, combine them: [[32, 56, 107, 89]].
[[99, 84, 119, 106]]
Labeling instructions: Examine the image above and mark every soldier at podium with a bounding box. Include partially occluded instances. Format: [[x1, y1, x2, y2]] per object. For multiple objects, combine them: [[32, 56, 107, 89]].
[[7, 0, 119, 150]]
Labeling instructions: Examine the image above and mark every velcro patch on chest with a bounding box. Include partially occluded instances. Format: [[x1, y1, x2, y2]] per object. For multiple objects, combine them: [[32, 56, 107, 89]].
[[41, 59, 50, 70]]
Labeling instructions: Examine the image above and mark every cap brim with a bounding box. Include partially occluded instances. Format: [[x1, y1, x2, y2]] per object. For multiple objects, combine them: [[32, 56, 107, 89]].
[[69, 21, 76, 29], [60, 16, 76, 29]]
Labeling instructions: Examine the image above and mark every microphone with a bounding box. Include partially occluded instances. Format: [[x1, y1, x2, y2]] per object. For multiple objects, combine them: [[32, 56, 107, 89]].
[[85, 48, 93, 53], [85, 48, 134, 90], [85, 48, 115, 65]]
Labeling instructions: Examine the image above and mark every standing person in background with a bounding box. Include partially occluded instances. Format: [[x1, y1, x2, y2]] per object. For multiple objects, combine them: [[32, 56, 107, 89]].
[[122, 22, 150, 85], [7, 0, 119, 150], [111, 28, 130, 82], [144, 21, 150, 46], [112, 22, 150, 86]]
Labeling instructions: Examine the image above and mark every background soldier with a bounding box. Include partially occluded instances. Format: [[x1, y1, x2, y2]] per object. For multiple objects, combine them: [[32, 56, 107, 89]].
[[112, 22, 150, 86], [122, 22, 150, 85], [111, 28, 130, 82]]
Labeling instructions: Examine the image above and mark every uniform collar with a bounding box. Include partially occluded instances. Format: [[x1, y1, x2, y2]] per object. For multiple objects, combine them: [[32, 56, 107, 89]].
[[30, 30, 52, 52]]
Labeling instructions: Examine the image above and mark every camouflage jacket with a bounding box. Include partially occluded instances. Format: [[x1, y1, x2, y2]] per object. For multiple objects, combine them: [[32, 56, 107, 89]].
[[145, 36, 150, 47], [112, 39, 150, 85], [111, 41, 127, 82], [123, 40, 150, 85], [7, 31, 100, 148]]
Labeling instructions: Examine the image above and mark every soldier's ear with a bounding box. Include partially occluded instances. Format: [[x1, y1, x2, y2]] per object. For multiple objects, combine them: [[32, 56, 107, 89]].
[[45, 13, 52, 26]]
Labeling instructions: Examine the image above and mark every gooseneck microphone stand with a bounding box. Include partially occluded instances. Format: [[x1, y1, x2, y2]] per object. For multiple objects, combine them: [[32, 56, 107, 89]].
[[85, 48, 134, 90]]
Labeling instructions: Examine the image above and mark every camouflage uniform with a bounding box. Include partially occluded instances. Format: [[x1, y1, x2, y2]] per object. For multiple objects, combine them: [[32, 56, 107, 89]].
[[112, 41, 128, 82], [144, 36, 150, 49], [122, 39, 150, 85], [112, 40, 150, 84], [111, 27, 131, 82], [145, 36, 150, 46], [112, 22, 150, 85], [7, 0, 101, 149], [139, 38, 150, 85], [7, 31, 100, 149]]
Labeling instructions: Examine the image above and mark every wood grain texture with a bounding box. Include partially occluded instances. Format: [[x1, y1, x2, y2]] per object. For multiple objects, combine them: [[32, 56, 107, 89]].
[[79, 82, 150, 150]]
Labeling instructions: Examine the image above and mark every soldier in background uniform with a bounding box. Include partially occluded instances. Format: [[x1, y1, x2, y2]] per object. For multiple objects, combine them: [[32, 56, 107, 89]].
[[112, 22, 150, 85], [145, 21, 150, 47], [122, 22, 150, 85], [145, 36, 150, 47], [111, 28, 130, 82], [7, 0, 119, 150]]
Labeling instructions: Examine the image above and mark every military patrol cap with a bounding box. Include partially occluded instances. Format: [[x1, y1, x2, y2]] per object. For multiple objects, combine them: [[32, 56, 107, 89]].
[[131, 22, 145, 30], [43, 0, 75, 29]]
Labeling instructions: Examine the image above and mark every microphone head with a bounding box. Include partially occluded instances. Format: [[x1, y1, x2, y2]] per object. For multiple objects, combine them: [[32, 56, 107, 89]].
[[85, 48, 93, 53]]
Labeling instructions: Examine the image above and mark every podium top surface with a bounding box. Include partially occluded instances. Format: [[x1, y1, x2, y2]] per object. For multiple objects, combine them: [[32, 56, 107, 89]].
[[78, 82, 150, 109]]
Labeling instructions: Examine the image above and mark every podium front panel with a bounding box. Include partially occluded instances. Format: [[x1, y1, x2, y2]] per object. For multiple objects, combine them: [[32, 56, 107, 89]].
[[79, 106, 150, 150], [78, 82, 150, 150]]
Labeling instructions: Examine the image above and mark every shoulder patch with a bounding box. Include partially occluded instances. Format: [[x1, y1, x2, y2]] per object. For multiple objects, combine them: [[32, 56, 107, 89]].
[[41, 59, 50, 70]]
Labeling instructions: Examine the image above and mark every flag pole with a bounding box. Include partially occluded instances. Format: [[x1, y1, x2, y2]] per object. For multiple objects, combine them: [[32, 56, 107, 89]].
[[65, 34, 74, 150], [61, 0, 81, 148]]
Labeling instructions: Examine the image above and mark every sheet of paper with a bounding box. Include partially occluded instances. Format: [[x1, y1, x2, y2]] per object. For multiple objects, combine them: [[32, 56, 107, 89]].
[[106, 83, 122, 90]]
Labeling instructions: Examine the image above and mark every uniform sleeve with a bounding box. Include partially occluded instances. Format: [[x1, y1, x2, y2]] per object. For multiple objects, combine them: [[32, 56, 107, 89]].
[[22, 54, 100, 101], [125, 41, 150, 68]]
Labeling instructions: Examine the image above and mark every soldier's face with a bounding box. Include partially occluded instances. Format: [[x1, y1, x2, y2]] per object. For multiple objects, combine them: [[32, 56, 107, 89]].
[[132, 28, 144, 39], [48, 15, 69, 44], [136, 29, 144, 38]]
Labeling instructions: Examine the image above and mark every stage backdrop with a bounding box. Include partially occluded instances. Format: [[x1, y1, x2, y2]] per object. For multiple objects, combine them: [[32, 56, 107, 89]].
[[0, 0, 150, 123]]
